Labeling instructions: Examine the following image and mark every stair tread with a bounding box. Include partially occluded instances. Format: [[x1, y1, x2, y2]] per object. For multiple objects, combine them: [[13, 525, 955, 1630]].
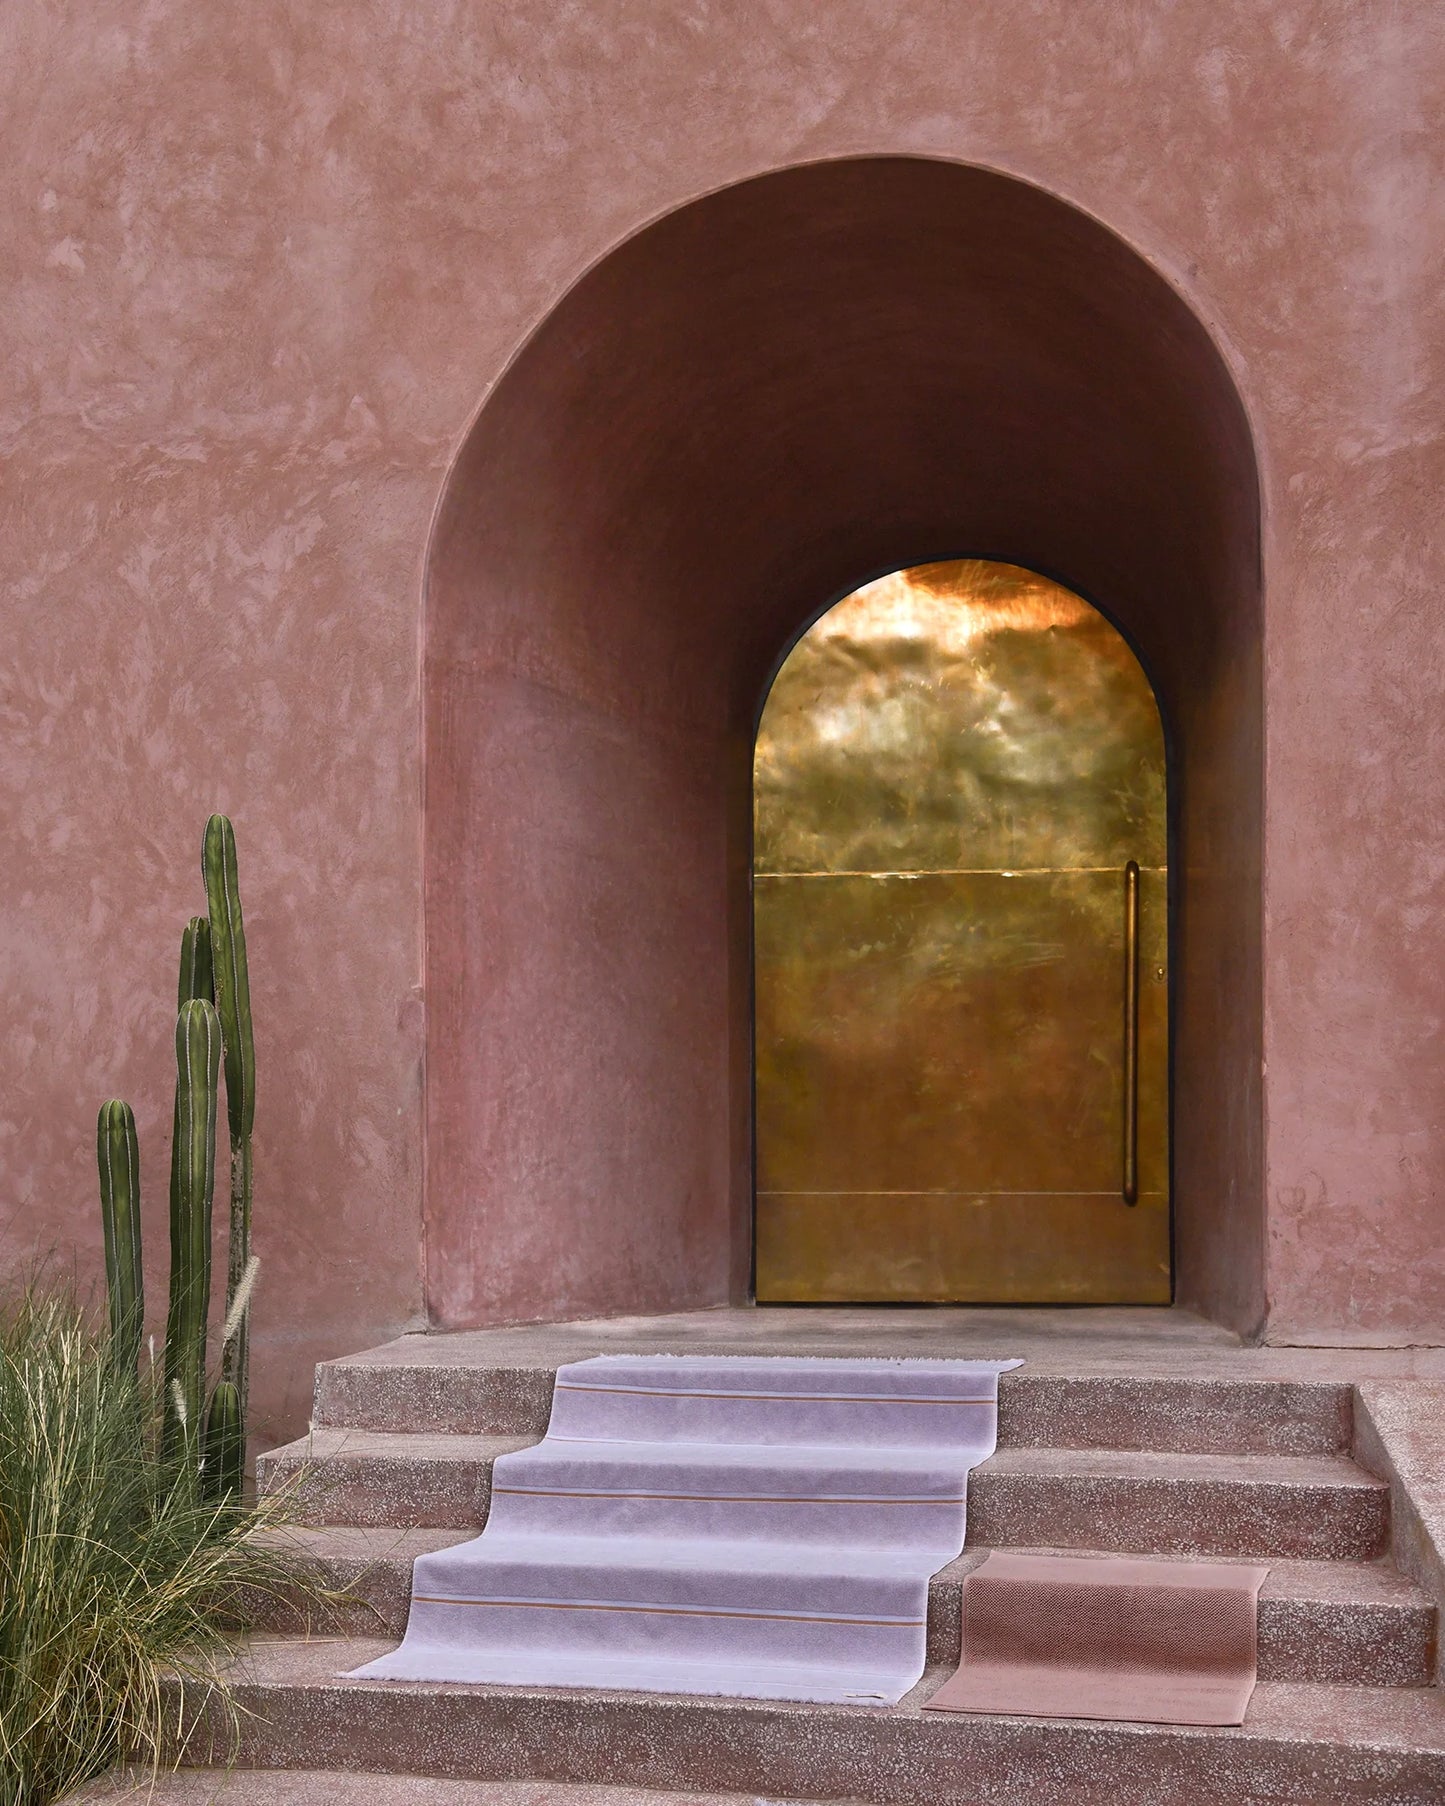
[[309, 1320, 1391, 1376], [266, 1432, 1383, 1490], [500, 1437, 994, 1475], [948, 1548, 1428, 1604], [289, 1527, 932, 1577], [211, 1634, 1445, 1749], [78, 1770, 812, 1804], [979, 1447, 1382, 1485], [270, 1524, 1433, 1608], [262, 1430, 533, 1463], [317, 1349, 1352, 1389]]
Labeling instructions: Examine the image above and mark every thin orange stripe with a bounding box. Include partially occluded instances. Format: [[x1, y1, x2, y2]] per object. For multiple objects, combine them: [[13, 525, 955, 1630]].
[[494, 1486, 960, 1505], [555, 1383, 994, 1405], [412, 1595, 924, 1628]]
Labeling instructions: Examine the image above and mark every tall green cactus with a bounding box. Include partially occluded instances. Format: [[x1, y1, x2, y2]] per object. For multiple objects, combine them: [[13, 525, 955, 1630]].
[[203, 1379, 245, 1502], [96, 1100, 144, 1374], [96, 828, 258, 1494], [164, 997, 221, 1470], [203, 815, 255, 1417]]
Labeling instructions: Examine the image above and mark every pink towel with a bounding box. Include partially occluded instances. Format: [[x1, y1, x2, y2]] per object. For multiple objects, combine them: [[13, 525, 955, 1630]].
[[926, 1550, 1269, 1726]]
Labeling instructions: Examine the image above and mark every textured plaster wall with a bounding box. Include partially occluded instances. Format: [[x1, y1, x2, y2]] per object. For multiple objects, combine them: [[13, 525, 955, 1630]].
[[3, 1, 1443, 1441]]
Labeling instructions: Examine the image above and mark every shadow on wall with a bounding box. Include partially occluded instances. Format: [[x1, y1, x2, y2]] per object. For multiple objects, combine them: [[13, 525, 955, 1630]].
[[422, 156, 1263, 1336]]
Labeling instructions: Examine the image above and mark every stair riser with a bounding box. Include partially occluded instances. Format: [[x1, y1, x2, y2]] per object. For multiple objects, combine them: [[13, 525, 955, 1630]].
[[998, 1378, 1349, 1455], [258, 1551, 1435, 1688], [178, 1677, 1445, 1806], [312, 1367, 1351, 1455], [968, 1471, 1388, 1561], [260, 1450, 1388, 1559], [257, 1453, 495, 1529], [1251, 1594, 1438, 1688], [314, 1366, 556, 1439]]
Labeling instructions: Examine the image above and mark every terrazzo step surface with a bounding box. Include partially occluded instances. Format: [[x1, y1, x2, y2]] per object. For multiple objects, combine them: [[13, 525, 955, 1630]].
[[312, 1343, 1354, 1455], [77, 1771, 825, 1804], [258, 1432, 530, 1528], [968, 1447, 1388, 1559], [173, 1634, 1445, 1806], [257, 1432, 1389, 1559], [258, 1526, 1437, 1688]]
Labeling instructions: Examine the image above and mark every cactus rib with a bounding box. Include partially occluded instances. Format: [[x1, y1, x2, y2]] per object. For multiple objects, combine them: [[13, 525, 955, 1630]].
[[203, 817, 254, 1143], [170, 916, 215, 1328], [163, 997, 221, 1474], [203, 814, 255, 1418], [97, 1100, 144, 1373]]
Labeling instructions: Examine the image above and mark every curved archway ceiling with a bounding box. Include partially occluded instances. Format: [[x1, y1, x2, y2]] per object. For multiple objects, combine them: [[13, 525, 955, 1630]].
[[754, 560, 1169, 1303]]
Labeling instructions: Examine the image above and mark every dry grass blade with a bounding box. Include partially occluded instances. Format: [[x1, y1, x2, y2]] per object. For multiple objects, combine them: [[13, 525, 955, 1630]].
[[0, 1290, 328, 1805]]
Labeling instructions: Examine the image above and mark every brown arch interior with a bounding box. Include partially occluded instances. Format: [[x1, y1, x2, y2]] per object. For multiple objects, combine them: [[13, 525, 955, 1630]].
[[425, 156, 1263, 1334]]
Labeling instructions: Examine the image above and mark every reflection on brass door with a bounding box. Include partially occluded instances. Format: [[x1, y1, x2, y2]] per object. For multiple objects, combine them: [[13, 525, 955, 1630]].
[[753, 559, 1170, 1303]]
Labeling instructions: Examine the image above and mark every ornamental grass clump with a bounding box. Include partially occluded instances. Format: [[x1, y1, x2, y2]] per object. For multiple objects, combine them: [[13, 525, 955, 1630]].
[[0, 1290, 308, 1806]]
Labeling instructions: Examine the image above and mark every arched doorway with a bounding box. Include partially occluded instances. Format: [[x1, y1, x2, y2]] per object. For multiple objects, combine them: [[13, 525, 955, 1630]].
[[754, 560, 1169, 1302], [422, 157, 1260, 1336]]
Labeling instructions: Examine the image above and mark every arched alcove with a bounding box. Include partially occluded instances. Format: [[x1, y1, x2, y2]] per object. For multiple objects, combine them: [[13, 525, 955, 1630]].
[[425, 156, 1262, 1335]]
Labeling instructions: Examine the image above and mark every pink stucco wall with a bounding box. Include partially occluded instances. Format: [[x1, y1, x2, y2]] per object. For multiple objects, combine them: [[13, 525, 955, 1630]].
[[3, 2, 1443, 1443]]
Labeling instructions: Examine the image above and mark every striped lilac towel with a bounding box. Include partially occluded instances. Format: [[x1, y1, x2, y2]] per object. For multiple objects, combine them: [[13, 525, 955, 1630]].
[[349, 1353, 1022, 1704]]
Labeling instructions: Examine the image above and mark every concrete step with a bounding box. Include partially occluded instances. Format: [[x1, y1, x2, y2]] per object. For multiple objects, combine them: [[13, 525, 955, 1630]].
[[257, 1432, 531, 1528], [312, 1345, 1352, 1455], [969, 1448, 1389, 1560], [77, 1771, 824, 1804], [258, 1432, 1390, 1560], [175, 1634, 1445, 1806], [259, 1526, 1436, 1688]]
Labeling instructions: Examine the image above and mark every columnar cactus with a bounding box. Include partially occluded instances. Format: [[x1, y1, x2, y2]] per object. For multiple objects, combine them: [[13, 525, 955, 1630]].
[[203, 1379, 244, 1502], [203, 815, 255, 1416], [164, 997, 222, 1468], [96, 1100, 144, 1374], [170, 916, 215, 1284], [97, 827, 259, 1494], [178, 914, 214, 1009]]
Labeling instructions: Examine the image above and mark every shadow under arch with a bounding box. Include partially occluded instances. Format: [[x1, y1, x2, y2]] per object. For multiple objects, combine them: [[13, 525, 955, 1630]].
[[424, 155, 1263, 1336]]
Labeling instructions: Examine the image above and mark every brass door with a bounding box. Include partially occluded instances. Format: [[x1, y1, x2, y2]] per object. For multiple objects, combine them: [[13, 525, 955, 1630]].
[[753, 560, 1169, 1303]]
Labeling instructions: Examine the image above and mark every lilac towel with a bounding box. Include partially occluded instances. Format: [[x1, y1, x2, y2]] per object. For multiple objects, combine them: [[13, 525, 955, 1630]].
[[350, 1353, 1022, 1704]]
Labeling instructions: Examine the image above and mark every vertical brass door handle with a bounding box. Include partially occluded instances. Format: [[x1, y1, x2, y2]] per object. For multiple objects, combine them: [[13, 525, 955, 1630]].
[[1122, 860, 1140, 1205]]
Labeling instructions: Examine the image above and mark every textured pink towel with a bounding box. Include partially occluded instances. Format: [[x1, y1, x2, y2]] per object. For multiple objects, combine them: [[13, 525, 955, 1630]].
[[926, 1550, 1270, 1726], [350, 1353, 1020, 1704]]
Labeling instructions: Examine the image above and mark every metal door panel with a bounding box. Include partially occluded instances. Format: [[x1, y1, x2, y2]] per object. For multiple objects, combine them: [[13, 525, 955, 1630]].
[[753, 560, 1170, 1304], [754, 1193, 1170, 1304]]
